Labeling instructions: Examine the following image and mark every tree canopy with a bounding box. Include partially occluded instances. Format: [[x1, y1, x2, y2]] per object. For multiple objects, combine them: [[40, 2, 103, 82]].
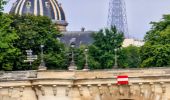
[[0, 14, 19, 70], [88, 26, 124, 69], [141, 14, 170, 67], [0, 14, 68, 70], [3, 8, 170, 70], [119, 45, 141, 68], [0, 0, 6, 14]]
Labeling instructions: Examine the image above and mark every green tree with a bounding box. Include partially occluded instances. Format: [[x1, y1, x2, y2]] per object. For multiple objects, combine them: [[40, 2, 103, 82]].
[[0, 0, 6, 14], [73, 45, 100, 70], [0, 14, 19, 70], [74, 45, 86, 69], [141, 15, 170, 67], [88, 26, 124, 69], [118, 45, 141, 68], [0, 14, 68, 70]]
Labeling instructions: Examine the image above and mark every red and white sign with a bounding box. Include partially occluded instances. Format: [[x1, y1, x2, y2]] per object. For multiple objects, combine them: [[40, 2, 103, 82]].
[[117, 75, 129, 85]]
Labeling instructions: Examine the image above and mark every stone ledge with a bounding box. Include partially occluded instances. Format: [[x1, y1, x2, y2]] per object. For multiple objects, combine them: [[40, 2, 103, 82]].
[[0, 67, 170, 80]]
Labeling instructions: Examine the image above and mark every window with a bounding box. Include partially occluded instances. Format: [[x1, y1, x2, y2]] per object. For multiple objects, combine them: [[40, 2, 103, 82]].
[[26, 1, 31, 7], [45, 2, 50, 8]]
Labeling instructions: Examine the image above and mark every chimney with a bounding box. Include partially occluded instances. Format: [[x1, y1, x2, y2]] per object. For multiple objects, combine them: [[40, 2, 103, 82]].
[[81, 27, 85, 32]]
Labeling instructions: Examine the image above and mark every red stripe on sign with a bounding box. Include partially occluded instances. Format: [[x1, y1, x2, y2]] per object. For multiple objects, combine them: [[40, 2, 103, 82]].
[[117, 76, 128, 78], [118, 81, 128, 85]]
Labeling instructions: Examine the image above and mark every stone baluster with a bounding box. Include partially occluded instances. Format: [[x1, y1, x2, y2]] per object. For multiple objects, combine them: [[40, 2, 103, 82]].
[[160, 82, 166, 93], [78, 85, 83, 96], [0, 87, 3, 96], [118, 85, 124, 96], [149, 82, 155, 100], [20, 86, 25, 97], [149, 82, 154, 93], [38, 85, 45, 96], [32, 86, 39, 97], [97, 84, 103, 100], [129, 83, 133, 96], [159, 82, 166, 100], [87, 84, 92, 96], [97, 84, 102, 96], [139, 83, 143, 96], [8, 87, 13, 97], [52, 85, 57, 96], [107, 83, 112, 96], [65, 85, 72, 96]]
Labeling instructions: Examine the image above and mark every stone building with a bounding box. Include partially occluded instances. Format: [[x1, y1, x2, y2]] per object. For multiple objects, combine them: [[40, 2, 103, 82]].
[[10, 0, 95, 47], [10, 0, 68, 31], [122, 38, 144, 47]]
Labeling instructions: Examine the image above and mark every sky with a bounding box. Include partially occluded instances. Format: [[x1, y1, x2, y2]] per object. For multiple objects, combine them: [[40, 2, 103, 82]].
[[4, 0, 170, 39]]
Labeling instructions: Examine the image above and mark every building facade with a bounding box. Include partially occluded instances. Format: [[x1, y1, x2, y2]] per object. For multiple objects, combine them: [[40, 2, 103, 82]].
[[122, 38, 144, 47]]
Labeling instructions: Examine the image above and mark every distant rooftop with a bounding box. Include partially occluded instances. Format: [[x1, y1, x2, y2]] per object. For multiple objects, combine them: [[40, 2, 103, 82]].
[[60, 31, 95, 47]]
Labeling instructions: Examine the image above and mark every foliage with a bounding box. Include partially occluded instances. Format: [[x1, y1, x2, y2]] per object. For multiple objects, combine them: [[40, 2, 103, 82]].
[[118, 45, 141, 68], [88, 26, 124, 69], [0, 14, 19, 70], [74, 45, 86, 69], [0, 14, 68, 70], [0, 0, 6, 14], [141, 14, 170, 67]]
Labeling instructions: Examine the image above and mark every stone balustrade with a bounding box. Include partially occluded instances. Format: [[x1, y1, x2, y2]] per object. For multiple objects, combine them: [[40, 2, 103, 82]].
[[0, 68, 170, 100]]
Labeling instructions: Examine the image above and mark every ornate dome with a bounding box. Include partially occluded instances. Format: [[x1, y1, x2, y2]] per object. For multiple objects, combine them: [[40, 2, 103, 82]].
[[10, 0, 68, 31]]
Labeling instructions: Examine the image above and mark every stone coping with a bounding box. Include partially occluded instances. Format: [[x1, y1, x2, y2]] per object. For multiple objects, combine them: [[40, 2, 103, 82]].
[[0, 67, 169, 72], [0, 67, 170, 80]]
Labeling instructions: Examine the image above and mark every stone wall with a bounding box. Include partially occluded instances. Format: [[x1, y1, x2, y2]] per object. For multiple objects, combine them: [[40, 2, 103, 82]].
[[1, 68, 170, 100]]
